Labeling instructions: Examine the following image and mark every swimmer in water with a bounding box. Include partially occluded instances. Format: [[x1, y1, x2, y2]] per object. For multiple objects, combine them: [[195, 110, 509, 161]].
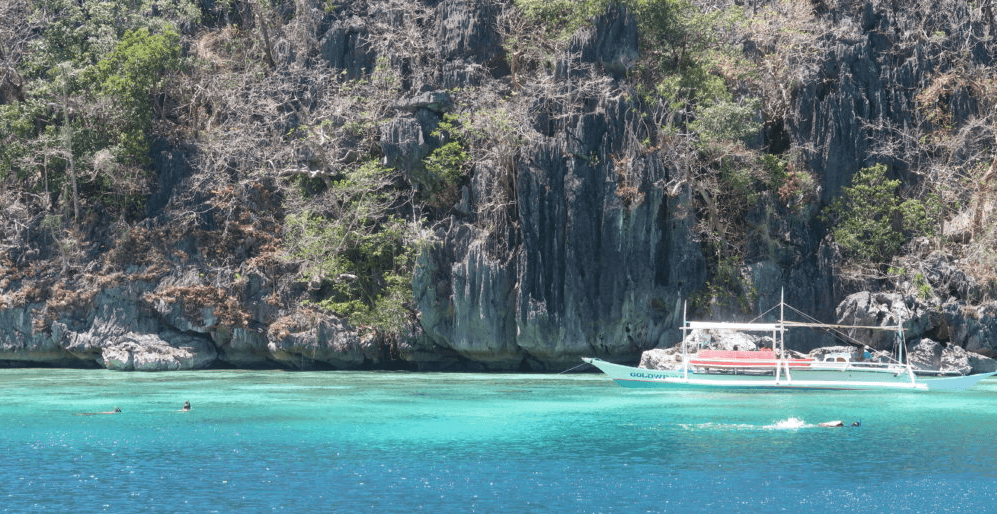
[[181, 401, 191, 412], [75, 407, 121, 416]]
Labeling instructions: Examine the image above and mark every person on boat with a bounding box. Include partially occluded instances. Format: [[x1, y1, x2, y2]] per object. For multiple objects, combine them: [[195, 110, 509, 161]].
[[181, 401, 191, 412]]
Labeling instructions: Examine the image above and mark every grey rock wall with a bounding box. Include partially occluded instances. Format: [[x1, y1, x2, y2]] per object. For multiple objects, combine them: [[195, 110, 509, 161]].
[[0, 276, 373, 370], [4, 0, 994, 371], [835, 291, 997, 367], [788, 1, 989, 201], [414, 103, 705, 369], [319, 16, 374, 78], [406, 2, 705, 369]]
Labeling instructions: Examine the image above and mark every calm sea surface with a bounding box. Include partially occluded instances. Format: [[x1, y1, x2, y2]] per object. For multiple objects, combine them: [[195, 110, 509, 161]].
[[2, 368, 996, 513]]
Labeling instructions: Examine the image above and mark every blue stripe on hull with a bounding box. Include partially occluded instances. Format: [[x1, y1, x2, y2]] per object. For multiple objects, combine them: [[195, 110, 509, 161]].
[[613, 378, 863, 391], [585, 357, 995, 392]]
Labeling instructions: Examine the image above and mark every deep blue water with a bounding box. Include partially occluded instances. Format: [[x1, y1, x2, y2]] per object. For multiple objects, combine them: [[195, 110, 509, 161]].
[[2, 369, 996, 513]]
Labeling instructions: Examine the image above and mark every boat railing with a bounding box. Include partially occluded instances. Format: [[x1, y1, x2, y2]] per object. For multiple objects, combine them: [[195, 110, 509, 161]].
[[695, 349, 777, 360], [679, 289, 917, 383], [807, 360, 907, 373]]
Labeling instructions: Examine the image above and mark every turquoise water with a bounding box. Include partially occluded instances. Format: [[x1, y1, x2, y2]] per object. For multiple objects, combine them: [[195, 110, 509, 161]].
[[2, 369, 997, 513]]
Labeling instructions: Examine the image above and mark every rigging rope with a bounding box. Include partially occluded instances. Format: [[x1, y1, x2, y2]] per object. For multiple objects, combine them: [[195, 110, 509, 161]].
[[781, 303, 903, 365], [559, 361, 593, 374], [747, 303, 781, 324]]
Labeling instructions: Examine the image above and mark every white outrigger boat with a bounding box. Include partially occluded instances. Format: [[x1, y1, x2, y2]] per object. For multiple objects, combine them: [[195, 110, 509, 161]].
[[584, 296, 996, 392]]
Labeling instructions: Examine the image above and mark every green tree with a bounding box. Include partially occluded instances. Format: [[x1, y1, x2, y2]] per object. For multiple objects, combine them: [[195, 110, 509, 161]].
[[86, 27, 181, 166], [628, 0, 740, 109], [515, 0, 741, 110], [2, 0, 187, 221], [689, 98, 762, 149], [827, 164, 904, 263], [283, 161, 420, 337], [513, 0, 609, 40], [418, 114, 470, 210]]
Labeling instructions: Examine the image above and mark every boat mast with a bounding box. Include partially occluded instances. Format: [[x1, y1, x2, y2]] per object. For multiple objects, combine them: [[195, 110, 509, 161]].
[[899, 322, 916, 384], [682, 300, 689, 379], [780, 288, 785, 357], [779, 287, 787, 382]]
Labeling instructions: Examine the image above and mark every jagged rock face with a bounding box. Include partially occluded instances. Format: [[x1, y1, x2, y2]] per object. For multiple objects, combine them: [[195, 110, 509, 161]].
[[639, 347, 683, 371], [416, 181, 705, 371], [415, 110, 705, 369], [99, 332, 217, 371], [745, 234, 839, 351], [0, 280, 373, 371], [940, 302, 997, 357], [834, 291, 934, 349], [416, 228, 524, 367], [319, 16, 374, 78], [437, 0, 505, 73], [266, 311, 372, 368], [215, 328, 271, 368], [908, 338, 944, 370], [920, 253, 977, 302], [0, 286, 220, 370], [791, 34, 900, 202], [0, 305, 85, 367], [411, 4, 705, 370], [788, 1, 990, 202], [965, 350, 997, 375], [148, 138, 193, 217], [568, 4, 639, 78], [380, 117, 431, 174], [908, 338, 997, 375], [835, 291, 997, 363]]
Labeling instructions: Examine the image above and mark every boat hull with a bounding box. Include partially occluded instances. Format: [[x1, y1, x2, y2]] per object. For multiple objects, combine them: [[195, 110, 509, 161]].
[[582, 358, 996, 392]]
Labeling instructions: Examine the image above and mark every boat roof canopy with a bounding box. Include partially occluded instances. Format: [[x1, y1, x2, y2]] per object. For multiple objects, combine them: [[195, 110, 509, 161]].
[[685, 321, 901, 332], [685, 321, 783, 332], [781, 321, 901, 330]]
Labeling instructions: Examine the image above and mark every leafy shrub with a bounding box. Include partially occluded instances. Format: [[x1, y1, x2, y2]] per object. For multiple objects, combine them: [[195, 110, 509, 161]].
[[417, 114, 470, 210], [86, 27, 181, 166], [513, 0, 609, 40], [761, 153, 788, 189], [900, 194, 941, 239], [690, 99, 762, 149], [826, 164, 903, 262], [283, 161, 420, 338], [826, 164, 939, 264]]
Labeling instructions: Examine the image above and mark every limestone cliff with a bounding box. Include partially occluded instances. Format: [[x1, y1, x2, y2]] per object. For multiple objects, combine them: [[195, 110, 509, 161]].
[[1, 0, 995, 370]]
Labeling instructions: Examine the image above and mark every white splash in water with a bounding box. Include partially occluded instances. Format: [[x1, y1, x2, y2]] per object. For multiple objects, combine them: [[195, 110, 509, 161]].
[[678, 417, 819, 431], [765, 417, 812, 430]]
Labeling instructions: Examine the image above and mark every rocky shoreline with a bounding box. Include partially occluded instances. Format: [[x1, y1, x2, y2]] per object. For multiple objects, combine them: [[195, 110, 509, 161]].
[[2, 282, 994, 373]]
